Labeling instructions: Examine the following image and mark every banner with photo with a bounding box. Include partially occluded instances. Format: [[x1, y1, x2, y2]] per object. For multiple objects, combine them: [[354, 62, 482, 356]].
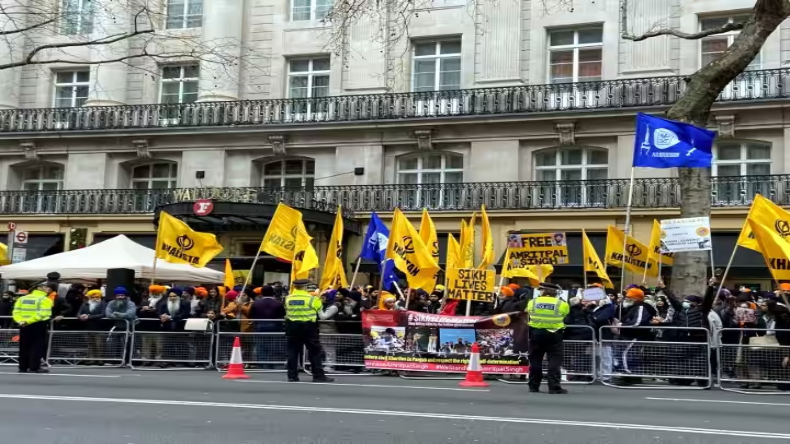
[[362, 310, 529, 374]]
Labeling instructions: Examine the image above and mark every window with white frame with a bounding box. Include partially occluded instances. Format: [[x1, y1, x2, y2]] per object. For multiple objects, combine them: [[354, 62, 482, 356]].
[[534, 147, 608, 181], [291, 0, 331, 21], [398, 152, 463, 185], [262, 159, 316, 189], [131, 163, 178, 189], [60, 0, 94, 35], [700, 15, 760, 70], [287, 59, 330, 99], [713, 142, 770, 177], [21, 165, 64, 191], [166, 0, 203, 29], [412, 40, 462, 92], [160, 65, 199, 104], [548, 27, 603, 84], [53, 71, 90, 108]]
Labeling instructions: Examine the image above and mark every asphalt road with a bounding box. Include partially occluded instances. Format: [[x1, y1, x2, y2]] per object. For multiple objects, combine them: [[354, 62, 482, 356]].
[[0, 367, 786, 443]]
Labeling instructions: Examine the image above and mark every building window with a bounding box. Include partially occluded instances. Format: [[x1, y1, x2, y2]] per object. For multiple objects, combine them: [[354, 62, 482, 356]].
[[548, 27, 603, 84], [291, 0, 331, 21], [398, 152, 463, 185], [160, 65, 199, 104], [60, 0, 94, 35], [701, 16, 760, 70], [262, 159, 315, 189], [288, 59, 330, 99], [166, 0, 203, 29], [534, 147, 608, 181], [53, 71, 90, 108], [412, 40, 462, 92], [21, 166, 64, 191], [131, 163, 178, 189], [713, 142, 770, 177]]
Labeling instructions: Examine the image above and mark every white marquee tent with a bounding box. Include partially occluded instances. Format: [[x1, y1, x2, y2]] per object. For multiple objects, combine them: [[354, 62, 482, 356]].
[[0, 235, 224, 282]]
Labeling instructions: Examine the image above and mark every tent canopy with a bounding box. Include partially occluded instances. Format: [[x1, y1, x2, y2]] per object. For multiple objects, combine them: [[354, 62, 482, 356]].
[[0, 235, 224, 283]]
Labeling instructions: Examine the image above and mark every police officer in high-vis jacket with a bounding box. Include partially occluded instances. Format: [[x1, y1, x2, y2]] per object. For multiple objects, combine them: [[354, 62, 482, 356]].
[[13, 287, 53, 373], [284, 279, 334, 383], [526, 282, 569, 394]]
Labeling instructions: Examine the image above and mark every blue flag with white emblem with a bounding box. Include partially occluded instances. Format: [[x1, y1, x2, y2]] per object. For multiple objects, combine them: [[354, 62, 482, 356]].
[[359, 212, 398, 292], [632, 113, 716, 169]]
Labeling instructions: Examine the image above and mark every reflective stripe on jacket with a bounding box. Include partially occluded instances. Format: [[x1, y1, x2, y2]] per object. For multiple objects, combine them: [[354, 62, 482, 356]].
[[527, 296, 569, 332], [12, 290, 54, 325]]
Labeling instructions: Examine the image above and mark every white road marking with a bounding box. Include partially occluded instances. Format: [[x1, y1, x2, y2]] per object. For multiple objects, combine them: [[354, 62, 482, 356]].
[[0, 372, 123, 378], [0, 393, 787, 439], [646, 397, 790, 407], [237, 380, 490, 392]]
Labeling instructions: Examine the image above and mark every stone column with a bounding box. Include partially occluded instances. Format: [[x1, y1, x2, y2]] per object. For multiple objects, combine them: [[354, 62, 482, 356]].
[[0, 0, 27, 109], [83, 0, 130, 106], [196, 0, 242, 102]]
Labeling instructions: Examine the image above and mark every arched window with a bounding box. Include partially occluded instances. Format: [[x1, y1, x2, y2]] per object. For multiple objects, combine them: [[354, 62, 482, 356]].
[[131, 163, 178, 189], [534, 147, 608, 181], [397, 152, 463, 184], [22, 165, 64, 191], [713, 141, 771, 204], [262, 158, 315, 189]]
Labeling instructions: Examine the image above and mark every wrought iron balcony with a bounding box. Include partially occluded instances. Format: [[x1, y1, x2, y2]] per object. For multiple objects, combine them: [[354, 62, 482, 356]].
[[0, 69, 786, 133], [0, 175, 785, 216]]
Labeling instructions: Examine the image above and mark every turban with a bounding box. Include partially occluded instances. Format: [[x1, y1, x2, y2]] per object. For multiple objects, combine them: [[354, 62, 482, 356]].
[[435, 285, 445, 291], [194, 287, 208, 297], [378, 292, 396, 310], [86, 289, 102, 298], [149, 285, 166, 294], [113, 287, 127, 296], [625, 288, 644, 301], [685, 295, 703, 304], [253, 287, 262, 295], [169, 287, 184, 297], [225, 290, 238, 301], [499, 286, 514, 298], [508, 283, 520, 291], [184, 286, 195, 296], [780, 283, 790, 291]]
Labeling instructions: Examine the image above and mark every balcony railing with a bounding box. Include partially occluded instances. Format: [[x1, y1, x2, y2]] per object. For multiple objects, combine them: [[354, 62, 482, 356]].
[[0, 175, 785, 215], [0, 69, 786, 133]]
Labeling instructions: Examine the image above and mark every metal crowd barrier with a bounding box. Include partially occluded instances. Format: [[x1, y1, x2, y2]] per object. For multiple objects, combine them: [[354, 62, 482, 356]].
[[129, 319, 214, 370], [215, 319, 288, 373], [303, 321, 365, 376], [498, 325, 596, 385], [599, 325, 712, 390], [47, 318, 130, 367], [718, 328, 790, 395], [0, 316, 19, 366]]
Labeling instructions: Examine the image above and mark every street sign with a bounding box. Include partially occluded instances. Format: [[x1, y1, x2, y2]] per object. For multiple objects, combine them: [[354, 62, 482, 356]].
[[14, 231, 27, 244], [7, 222, 15, 231], [193, 199, 214, 216], [11, 247, 25, 263]]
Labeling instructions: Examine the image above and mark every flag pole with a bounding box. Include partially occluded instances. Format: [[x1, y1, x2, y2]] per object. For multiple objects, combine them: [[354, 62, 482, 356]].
[[348, 257, 362, 289], [150, 222, 161, 286], [715, 245, 738, 300], [240, 250, 262, 297], [619, 167, 636, 296], [657, 254, 663, 285]]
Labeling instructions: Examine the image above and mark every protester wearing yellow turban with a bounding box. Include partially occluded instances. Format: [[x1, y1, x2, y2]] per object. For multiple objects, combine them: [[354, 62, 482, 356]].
[[378, 292, 397, 310]]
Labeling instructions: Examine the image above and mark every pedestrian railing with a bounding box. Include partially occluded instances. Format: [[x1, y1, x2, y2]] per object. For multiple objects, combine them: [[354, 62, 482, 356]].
[[0, 316, 19, 366], [129, 319, 214, 370], [303, 321, 365, 376], [599, 326, 712, 390], [47, 318, 130, 367], [717, 328, 790, 394], [215, 319, 288, 373]]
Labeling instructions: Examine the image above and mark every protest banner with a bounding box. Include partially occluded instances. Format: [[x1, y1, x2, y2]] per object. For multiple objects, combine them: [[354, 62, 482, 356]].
[[659, 217, 713, 253], [362, 310, 529, 374], [581, 286, 606, 301], [446, 268, 495, 302], [504, 232, 569, 266]]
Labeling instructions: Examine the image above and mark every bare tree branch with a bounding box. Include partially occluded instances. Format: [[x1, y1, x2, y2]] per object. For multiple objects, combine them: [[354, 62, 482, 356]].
[[0, 17, 56, 36], [620, 0, 744, 41]]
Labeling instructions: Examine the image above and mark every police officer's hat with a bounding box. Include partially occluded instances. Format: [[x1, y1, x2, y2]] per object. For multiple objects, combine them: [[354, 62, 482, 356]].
[[292, 279, 313, 287], [539, 282, 562, 291]]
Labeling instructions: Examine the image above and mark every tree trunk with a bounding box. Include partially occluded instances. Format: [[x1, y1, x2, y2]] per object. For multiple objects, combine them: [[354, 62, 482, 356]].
[[667, 0, 790, 296]]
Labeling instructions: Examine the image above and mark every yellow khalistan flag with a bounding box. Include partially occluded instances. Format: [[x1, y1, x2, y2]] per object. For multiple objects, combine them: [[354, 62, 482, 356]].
[[647, 220, 674, 266], [292, 220, 319, 280], [320, 208, 348, 289], [156, 212, 223, 267], [737, 194, 790, 253], [477, 205, 494, 269], [446, 233, 461, 271], [419, 209, 439, 292], [259, 203, 302, 260], [460, 215, 476, 268], [386, 208, 440, 290], [582, 229, 614, 289], [748, 217, 790, 281], [604, 225, 658, 277], [223, 259, 234, 289]]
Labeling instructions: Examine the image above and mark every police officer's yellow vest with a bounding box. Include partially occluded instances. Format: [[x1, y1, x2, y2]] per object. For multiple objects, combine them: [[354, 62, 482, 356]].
[[12, 290, 54, 325], [284, 290, 322, 322], [527, 296, 568, 332]]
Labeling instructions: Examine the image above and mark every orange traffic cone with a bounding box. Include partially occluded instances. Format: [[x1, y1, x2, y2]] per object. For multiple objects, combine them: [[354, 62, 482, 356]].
[[459, 342, 489, 388], [222, 336, 249, 380]]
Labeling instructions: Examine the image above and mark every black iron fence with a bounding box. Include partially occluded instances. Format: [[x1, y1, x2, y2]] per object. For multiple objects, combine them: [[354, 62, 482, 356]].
[[0, 175, 785, 215], [0, 69, 786, 133]]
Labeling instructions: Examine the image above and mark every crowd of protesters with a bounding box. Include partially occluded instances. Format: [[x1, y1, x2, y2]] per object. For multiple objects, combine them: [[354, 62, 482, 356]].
[[1, 273, 789, 390]]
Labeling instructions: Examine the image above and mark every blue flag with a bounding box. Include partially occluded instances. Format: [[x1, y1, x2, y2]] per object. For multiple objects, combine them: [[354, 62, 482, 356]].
[[360, 212, 398, 292], [632, 113, 716, 168]]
